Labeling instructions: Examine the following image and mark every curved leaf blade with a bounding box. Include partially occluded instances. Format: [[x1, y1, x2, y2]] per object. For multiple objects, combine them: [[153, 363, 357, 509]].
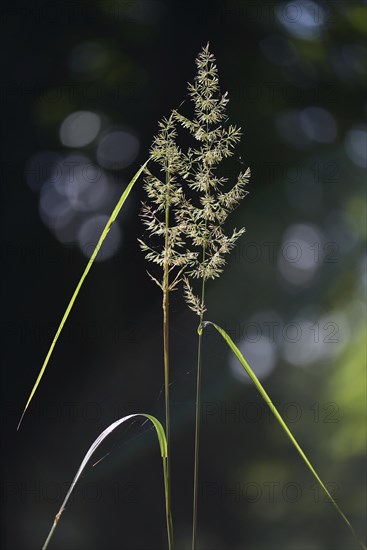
[[17, 160, 150, 430], [42, 413, 168, 550], [204, 320, 366, 550]]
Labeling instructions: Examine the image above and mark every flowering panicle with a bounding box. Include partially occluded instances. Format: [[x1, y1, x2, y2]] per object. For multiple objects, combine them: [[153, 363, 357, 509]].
[[139, 113, 196, 289], [139, 44, 250, 308], [173, 43, 251, 314]]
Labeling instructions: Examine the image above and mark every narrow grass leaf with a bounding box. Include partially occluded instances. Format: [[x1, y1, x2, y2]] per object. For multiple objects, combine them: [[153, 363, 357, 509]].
[[17, 160, 150, 430], [42, 413, 168, 550], [204, 321, 367, 550]]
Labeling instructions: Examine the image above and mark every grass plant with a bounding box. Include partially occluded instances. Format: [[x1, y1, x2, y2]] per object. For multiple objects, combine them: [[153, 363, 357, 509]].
[[19, 44, 366, 550]]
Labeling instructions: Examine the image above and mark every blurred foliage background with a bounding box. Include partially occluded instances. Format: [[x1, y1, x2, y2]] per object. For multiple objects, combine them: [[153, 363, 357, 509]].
[[1, 1, 366, 549]]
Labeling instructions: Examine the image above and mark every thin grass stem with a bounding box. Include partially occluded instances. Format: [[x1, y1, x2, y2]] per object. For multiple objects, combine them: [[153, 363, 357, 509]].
[[163, 457, 174, 550], [163, 168, 174, 549], [192, 109, 210, 549], [192, 247, 207, 550]]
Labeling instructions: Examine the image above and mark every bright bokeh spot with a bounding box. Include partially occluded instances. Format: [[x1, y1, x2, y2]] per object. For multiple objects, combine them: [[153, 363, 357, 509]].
[[230, 336, 277, 384], [97, 129, 140, 170], [276, 1, 325, 40], [275, 110, 311, 150], [229, 312, 279, 385], [77, 214, 122, 261], [277, 223, 324, 287], [60, 111, 101, 148], [344, 126, 367, 168], [300, 107, 337, 143], [26, 151, 63, 192], [282, 310, 350, 367]]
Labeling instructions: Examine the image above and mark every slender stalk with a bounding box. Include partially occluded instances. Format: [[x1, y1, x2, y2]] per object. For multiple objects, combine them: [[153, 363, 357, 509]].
[[192, 243, 207, 550], [192, 111, 210, 550], [163, 169, 174, 549], [163, 456, 174, 550]]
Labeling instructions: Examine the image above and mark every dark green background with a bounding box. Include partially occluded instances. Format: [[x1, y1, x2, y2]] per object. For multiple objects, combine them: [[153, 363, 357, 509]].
[[1, 1, 366, 549]]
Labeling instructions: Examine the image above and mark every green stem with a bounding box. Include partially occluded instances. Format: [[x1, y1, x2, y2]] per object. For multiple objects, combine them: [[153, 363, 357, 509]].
[[163, 456, 174, 550], [192, 258, 207, 550], [163, 169, 174, 550], [192, 125, 210, 549]]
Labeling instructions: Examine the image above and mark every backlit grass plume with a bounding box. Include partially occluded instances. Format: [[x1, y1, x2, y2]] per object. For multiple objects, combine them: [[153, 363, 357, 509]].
[[138, 112, 195, 549], [174, 44, 250, 304], [22, 42, 366, 550], [173, 43, 250, 549], [139, 113, 195, 280]]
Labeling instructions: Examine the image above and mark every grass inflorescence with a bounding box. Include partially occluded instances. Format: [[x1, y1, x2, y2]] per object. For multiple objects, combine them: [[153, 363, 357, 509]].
[[20, 44, 366, 550]]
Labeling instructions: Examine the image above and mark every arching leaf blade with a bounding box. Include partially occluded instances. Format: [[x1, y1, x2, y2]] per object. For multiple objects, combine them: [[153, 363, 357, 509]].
[[42, 413, 170, 550], [204, 320, 366, 550], [17, 160, 150, 430]]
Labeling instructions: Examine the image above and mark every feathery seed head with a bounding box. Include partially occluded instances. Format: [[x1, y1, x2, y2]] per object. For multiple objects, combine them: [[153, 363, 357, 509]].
[[139, 44, 250, 309], [173, 44, 251, 314]]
